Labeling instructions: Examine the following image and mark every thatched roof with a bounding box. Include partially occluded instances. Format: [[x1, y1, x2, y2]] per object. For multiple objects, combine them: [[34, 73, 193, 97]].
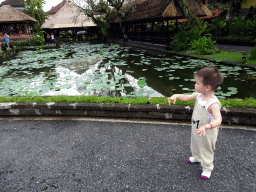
[[162, 0, 212, 18], [114, 0, 213, 22], [41, 1, 96, 29], [47, 0, 67, 15], [124, 0, 170, 21], [0, 5, 37, 23]]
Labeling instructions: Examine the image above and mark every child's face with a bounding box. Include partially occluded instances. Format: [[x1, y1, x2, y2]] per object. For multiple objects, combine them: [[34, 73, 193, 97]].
[[195, 76, 209, 93]]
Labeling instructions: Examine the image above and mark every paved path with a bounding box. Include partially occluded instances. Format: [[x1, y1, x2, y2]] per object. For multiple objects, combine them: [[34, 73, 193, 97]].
[[217, 44, 254, 53], [0, 118, 255, 191]]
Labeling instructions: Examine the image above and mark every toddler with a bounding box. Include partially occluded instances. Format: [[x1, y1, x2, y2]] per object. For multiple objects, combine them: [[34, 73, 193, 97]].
[[168, 66, 224, 179]]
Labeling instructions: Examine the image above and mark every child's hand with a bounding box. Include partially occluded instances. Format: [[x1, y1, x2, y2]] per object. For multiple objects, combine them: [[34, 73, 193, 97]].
[[168, 95, 177, 106], [196, 125, 207, 137]]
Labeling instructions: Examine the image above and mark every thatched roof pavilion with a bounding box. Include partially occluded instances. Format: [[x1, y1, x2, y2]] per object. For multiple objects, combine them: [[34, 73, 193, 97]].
[[110, 0, 215, 45], [119, 0, 213, 22], [0, 5, 36, 42], [0, 5, 37, 23], [41, 1, 96, 29]]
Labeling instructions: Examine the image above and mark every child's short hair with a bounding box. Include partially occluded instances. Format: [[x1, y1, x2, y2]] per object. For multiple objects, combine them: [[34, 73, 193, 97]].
[[195, 66, 224, 90]]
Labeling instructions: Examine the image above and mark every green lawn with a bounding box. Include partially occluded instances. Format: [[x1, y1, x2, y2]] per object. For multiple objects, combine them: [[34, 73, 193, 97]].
[[0, 95, 256, 108], [177, 49, 256, 65], [196, 50, 256, 65]]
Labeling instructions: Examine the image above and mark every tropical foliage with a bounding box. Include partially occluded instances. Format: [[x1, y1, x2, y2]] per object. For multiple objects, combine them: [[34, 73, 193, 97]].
[[207, 0, 249, 16], [176, 0, 200, 28], [78, 0, 135, 38], [24, 0, 48, 34], [249, 46, 256, 60], [229, 17, 256, 37], [12, 36, 45, 47], [171, 19, 216, 54], [84, 0, 112, 37], [169, 0, 217, 53], [190, 36, 217, 55]]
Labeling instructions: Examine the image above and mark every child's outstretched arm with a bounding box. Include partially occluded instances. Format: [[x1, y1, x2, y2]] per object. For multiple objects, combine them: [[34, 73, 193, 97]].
[[168, 93, 198, 106]]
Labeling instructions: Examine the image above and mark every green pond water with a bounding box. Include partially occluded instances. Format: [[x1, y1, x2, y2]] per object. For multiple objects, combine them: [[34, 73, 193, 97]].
[[0, 43, 256, 99]]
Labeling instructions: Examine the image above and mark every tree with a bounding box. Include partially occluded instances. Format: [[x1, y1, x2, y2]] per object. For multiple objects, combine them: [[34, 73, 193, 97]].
[[84, 0, 112, 37], [24, 0, 48, 33], [207, 0, 249, 17], [229, 0, 249, 16], [176, 0, 199, 29], [170, 0, 214, 52], [76, 0, 135, 39], [108, 0, 135, 38]]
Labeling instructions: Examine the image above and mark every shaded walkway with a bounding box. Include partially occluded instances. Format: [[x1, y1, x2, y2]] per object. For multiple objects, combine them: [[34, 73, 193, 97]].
[[217, 44, 254, 53]]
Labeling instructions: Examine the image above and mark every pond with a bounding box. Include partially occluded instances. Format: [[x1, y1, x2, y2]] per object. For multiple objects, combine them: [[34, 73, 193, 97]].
[[1, 43, 256, 99]]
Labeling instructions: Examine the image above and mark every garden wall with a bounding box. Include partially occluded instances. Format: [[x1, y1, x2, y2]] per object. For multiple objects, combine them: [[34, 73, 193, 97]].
[[0, 48, 17, 63]]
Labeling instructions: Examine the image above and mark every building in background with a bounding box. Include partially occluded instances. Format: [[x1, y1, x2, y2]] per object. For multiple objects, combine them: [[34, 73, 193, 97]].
[[41, 1, 98, 37], [0, 5, 36, 42], [0, 0, 25, 12]]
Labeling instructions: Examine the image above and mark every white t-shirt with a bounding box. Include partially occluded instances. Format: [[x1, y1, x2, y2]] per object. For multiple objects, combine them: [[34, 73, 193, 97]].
[[196, 93, 221, 122]]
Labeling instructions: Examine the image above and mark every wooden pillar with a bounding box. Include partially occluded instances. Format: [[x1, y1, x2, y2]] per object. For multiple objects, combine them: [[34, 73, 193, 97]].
[[175, 18, 178, 32]]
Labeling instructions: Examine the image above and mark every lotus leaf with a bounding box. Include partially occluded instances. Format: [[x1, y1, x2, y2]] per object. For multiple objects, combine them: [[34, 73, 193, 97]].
[[116, 87, 124, 91], [137, 80, 147, 88], [215, 58, 222, 62], [228, 87, 237, 91], [124, 83, 132, 87]]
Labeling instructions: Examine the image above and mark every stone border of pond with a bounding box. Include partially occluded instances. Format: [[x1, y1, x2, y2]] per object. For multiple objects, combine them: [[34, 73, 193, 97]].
[[0, 45, 56, 63], [0, 102, 255, 126], [0, 48, 17, 63]]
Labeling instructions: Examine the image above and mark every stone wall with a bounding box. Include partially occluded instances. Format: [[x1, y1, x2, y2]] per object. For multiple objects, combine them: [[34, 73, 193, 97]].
[[0, 48, 17, 63], [0, 102, 255, 126]]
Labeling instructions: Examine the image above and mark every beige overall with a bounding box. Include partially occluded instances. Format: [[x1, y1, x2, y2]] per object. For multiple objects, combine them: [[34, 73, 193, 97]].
[[191, 97, 219, 171]]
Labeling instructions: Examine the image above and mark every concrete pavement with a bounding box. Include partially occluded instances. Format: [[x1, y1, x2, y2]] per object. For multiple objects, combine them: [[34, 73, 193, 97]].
[[0, 117, 255, 191], [217, 44, 254, 53]]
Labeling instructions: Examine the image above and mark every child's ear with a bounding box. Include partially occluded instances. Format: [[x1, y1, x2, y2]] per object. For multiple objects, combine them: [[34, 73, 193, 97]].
[[206, 85, 212, 91]]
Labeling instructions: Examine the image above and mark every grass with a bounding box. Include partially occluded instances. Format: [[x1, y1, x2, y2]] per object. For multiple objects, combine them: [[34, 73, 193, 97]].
[[179, 50, 256, 65], [203, 51, 244, 62], [202, 50, 256, 65], [0, 95, 256, 109]]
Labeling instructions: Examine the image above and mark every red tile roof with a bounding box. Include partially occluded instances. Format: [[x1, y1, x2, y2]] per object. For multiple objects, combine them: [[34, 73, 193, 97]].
[[0, 0, 24, 7]]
